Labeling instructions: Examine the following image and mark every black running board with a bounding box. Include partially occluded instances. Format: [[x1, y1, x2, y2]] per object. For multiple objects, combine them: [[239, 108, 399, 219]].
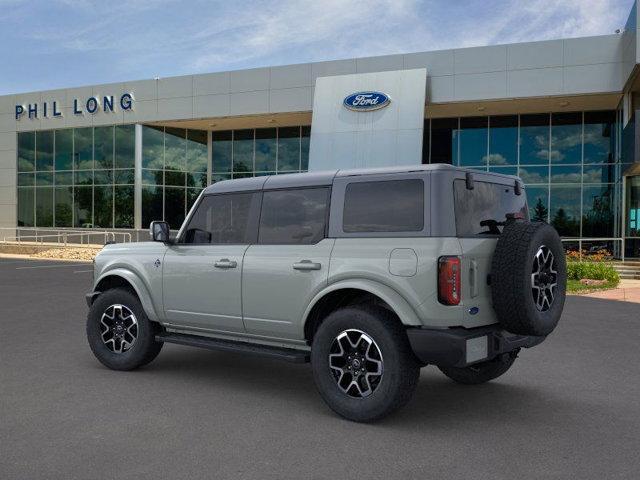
[[156, 332, 310, 363]]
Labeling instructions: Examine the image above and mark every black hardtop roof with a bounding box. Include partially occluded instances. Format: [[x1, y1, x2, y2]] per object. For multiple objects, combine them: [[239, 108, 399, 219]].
[[202, 164, 519, 194]]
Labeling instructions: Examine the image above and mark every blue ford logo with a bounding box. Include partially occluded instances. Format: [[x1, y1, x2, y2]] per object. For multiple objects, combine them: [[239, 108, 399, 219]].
[[343, 91, 390, 111]]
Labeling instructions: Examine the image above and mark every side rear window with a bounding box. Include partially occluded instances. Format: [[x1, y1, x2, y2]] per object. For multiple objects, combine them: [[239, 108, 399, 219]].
[[343, 179, 424, 233], [453, 179, 528, 236], [182, 192, 260, 244], [258, 188, 330, 244]]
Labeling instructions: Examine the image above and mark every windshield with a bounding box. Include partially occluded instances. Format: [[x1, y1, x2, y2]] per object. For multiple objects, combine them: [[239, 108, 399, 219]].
[[453, 179, 528, 236]]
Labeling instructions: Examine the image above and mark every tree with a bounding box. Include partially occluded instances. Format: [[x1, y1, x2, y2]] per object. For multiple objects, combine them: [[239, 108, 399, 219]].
[[532, 198, 548, 222]]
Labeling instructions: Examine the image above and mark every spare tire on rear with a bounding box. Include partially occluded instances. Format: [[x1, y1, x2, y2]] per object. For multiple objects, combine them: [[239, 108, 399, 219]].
[[491, 221, 566, 336]]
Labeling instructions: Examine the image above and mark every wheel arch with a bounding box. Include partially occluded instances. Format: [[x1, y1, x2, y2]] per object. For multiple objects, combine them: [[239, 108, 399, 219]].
[[302, 280, 422, 342], [94, 269, 160, 321]]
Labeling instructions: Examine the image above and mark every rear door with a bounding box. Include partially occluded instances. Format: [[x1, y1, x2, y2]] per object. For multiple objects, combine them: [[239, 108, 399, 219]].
[[242, 187, 333, 340], [453, 179, 528, 327], [162, 192, 261, 333]]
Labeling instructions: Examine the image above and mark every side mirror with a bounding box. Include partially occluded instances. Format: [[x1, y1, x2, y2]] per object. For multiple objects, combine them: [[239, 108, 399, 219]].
[[150, 221, 170, 243]]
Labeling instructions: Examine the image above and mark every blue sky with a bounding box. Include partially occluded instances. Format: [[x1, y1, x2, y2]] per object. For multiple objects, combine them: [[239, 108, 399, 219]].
[[0, 0, 635, 95]]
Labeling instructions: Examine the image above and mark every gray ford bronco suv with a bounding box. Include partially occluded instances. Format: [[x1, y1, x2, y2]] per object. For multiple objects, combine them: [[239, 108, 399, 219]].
[[86, 165, 566, 422]]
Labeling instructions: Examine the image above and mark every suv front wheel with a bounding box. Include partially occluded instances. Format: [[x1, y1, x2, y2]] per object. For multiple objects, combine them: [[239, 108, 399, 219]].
[[87, 288, 163, 371], [311, 306, 419, 422]]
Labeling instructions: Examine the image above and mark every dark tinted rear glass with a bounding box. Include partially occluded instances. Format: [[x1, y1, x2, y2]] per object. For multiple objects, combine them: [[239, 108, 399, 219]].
[[454, 179, 528, 236], [182, 192, 259, 244], [343, 179, 424, 233], [259, 188, 329, 244]]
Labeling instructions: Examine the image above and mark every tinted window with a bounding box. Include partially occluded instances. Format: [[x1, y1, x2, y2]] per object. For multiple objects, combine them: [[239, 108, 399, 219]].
[[183, 193, 259, 244], [259, 188, 329, 244], [343, 179, 424, 233], [454, 180, 528, 236]]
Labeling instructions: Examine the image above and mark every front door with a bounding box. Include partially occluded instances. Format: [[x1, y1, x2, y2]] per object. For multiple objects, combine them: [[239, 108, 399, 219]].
[[162, 191, 261, 333], [242, 187, 332, 340]]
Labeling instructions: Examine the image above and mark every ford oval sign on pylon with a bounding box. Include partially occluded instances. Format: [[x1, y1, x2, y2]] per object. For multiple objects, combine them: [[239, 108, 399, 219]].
[[343, 91, 391, 111]]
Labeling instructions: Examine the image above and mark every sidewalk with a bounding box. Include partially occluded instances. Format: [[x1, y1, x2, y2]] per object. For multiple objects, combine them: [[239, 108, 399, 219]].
[[578, 279, 640, 303]]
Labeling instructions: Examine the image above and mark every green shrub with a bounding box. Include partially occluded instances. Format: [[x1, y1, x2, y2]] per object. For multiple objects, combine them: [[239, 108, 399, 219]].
[[567, 261, 620, 285]]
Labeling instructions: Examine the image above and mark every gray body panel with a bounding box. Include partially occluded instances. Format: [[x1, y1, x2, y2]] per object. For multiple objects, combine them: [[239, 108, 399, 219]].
[[162, 244, 249, 333], [242, 239, 335, 339], [92, 165, 521, 349]]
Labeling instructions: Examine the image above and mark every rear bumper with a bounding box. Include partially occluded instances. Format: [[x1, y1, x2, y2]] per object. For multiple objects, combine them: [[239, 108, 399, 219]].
[[406, 324, 545, 368]]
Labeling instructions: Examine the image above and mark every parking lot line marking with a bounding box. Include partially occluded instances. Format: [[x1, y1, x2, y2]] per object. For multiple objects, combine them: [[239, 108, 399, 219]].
[[16, 263, 88, 270], [74, 269, 93, 273]]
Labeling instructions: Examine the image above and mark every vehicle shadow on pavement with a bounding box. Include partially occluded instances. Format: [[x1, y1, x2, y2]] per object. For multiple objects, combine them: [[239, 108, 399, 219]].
[[89, 344, 578, 428]]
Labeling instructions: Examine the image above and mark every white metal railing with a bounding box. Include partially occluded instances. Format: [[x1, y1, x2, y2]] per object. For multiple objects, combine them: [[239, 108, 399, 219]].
[[561, 237, 625, 262], [0, 228, 132, 247]]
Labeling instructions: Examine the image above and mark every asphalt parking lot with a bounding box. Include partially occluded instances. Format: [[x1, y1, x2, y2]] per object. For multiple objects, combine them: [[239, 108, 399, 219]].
[[1, 257, 639, 480]]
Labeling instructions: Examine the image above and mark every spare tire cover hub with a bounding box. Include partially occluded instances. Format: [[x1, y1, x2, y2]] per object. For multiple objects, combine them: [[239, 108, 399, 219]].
[[531, 245, 558, 311]]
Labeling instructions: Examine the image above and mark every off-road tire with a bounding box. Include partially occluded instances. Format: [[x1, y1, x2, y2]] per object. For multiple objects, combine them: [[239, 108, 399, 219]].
[[491, 221, 566, 336], [438, 352, 517, 385], [311, 305, 420, 422], [87, 288, 163, 371]]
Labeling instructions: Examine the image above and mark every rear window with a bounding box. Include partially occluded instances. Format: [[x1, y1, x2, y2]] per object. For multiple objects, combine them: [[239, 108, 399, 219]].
[[454, 179, 528, 236], [343, 179, 424, 233]]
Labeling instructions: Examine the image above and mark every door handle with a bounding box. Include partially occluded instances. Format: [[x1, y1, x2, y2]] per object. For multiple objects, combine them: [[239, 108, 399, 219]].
[[293, 260, 321, 271], [214, 258, 237, 269]]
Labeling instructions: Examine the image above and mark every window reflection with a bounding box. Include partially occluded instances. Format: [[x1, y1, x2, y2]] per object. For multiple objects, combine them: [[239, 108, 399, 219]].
[[518, 166, 548, 184], [526, 186, 549, 222], [142, 126, 209, 227], [488, 116, 517, 166], [456, 117, 487, 167], [233, 129, 254, 173], [426, 110, 620, 243], [550, 185, 581, 237], [17, 125, 136, 228], [520, 114, 549, 165], [582, 184, 614, 237], [255, 128, 276, 172], [278, 127, 301, 172], [550, 165, 581, 183], [584, 111, 615, 164], [551, 113, 582, 164]]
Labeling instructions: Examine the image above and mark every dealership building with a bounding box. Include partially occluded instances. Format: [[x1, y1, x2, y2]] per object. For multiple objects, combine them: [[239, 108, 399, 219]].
[[3, 3, 640, 256]]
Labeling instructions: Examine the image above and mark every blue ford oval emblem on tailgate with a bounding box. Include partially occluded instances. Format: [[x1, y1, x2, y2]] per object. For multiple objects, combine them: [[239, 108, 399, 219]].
[[343, 91, 390, 111]]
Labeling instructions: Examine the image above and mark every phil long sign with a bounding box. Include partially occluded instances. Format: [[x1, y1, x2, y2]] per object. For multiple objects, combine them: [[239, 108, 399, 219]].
[[15, 93, 134, 120]]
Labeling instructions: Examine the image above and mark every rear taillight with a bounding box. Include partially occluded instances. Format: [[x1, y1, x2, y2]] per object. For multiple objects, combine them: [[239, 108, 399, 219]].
[[438, 256, 461, 305]]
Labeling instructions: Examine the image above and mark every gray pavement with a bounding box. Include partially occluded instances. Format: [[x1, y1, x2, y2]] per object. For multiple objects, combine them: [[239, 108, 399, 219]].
[[0, 257, 639, 479]]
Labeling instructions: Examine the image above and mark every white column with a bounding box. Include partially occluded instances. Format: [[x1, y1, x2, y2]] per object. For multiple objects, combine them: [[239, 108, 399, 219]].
[[207, 130, 212, 186], [134, 124, 143, 230]]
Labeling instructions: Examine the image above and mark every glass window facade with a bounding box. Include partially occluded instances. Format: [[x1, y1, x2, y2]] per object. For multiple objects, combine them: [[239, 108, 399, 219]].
[[426, 111, 620, 239], [141, 126, 208, 229], [212, 126, 310, 181], [17, 125, 135, 228]]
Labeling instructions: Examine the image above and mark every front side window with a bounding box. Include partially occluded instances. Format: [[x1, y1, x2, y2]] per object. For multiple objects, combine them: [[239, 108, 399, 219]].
[[182, 193, 259, 244], [454, 180, 528, 236], [343, 179, 424, 233], [259, 188, 329, 244]]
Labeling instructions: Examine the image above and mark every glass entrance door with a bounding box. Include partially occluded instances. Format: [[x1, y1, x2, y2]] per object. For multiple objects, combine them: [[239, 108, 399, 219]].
[[625, 175, 640, 257]]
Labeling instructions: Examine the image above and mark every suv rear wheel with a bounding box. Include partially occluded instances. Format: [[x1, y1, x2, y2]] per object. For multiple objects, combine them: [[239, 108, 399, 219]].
[[87, 288, 163, 371], [311, 305, 419, 422]]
